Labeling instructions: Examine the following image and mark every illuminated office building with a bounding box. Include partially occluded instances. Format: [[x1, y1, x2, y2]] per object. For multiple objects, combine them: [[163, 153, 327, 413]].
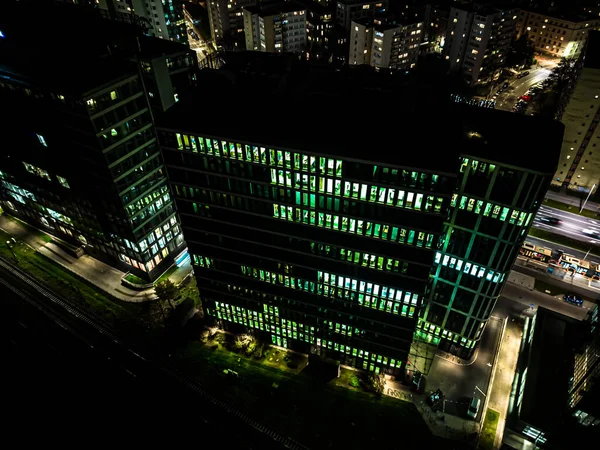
[[0, 1, 189, 281], [157, 62, 563, 371]]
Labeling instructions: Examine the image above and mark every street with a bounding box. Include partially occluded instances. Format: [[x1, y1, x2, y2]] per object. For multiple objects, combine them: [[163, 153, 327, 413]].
[[427, 316, 502, 421], [494, 67, 551, 111], [185, 18, 213, 65], [532, 204, 600, 250]]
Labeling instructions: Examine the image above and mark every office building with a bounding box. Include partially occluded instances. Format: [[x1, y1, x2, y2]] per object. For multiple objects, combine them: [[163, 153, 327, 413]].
[[98, 0, 188, 45], [306, 1, 335, 60], [156, 57, 562, 371], [243, 3, 307, 54], [0, 1, 188, 281], [443, 4, 517, 85], [551, 31, 600, 193], [516, 9, 600, 59], [335, 0, 388, 31], [206, 0, 256, 50], [349, 17, 422, 70]]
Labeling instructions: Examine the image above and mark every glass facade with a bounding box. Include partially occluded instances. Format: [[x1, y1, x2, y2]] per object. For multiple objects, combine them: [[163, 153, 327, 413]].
[[0, 69, 184, 281], [160, 130, 452, 374], [418, 157, 550, 357]]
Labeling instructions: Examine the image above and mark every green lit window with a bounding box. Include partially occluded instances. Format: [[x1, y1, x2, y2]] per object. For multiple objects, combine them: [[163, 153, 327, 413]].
[[467, 198, 475, 212], [285, 152, 292, 168], [460, 158, 469, 172], [450, 194, 457, 207], [378, 187, 386, 203], [374, 223, 381, 238], [475, 200, 483, 214], [500, 207, 509, 221], [509, 210, 519, 224], [399, 228, 407, 244], [336, 160, 342, 176], [369, 186, 377, 202], [360, 184, 368, 200], [57, 176, 70, 189], [391, 227, 398, 241], [386, 189, 395, 205], [277, 150, 283, 166], [484, 203, 492, 216], [341, 217, 348, 231], [405, 192, 414, 208], [517, 212, 526, 226], [352, 183, 359, 198], [492, 205, 501, 219], [459, 196, 467, 209], [273, 204, 279, 217], [327, 159, 334, 175]]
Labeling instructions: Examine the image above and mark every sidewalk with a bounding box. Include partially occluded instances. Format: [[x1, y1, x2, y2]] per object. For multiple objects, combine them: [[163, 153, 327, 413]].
[[0, 214, 192, 302], [545, 191, 600, 213], [488, 318, 522, 449]]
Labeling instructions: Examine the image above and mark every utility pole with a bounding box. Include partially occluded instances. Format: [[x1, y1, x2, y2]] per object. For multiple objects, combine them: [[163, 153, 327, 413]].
[[580, 183, 596, 213]]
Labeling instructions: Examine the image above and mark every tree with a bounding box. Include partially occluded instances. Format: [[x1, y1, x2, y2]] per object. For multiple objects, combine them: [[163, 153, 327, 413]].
[[507, 33, 535, 68], [155, 279, 178, 310], [364, 373, 385, 396]]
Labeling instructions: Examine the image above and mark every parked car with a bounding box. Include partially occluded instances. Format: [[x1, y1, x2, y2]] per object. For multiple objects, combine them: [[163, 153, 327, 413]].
[[427, 389, 445, 409], [411, 372, 426, 393], [467, 397, 481, 419], [564, 294, 583, 307]]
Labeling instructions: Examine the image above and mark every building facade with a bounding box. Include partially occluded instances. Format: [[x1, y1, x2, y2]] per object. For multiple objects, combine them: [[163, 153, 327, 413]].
[[206, 0, 256, 50], [551, 32, 600, 193], [444, 5, 517, 85], [335, 0, 388, 30], [98, 0, 188, 45], [243, 3, 307, 54], [157, 63, 562, 368], [0, 1, 188, 281], [349, 17, 422, 70], [516, 9, 600, 59]]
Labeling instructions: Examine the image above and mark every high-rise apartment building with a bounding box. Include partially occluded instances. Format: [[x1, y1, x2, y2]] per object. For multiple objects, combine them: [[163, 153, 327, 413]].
[[243, 3, 307, 54], [551, 31, 600, 193], [444, 4, 517, 85], [423, 4, 449, 54], [306, 1, 335, 59], [335, 0, 388, 31], [98, 0, 188, 45], [156, 60, 562, 370], [0, 1, 189, 281], [348, 17, 422, 70], [206, 0, 256, 50], [516, 9, 600, 59]]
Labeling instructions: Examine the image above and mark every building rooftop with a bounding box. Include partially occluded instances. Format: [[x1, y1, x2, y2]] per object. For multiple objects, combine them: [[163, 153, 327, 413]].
[[584, 31, 600, 70], [157, 53, 563, 174], [519, 308, 581, 430], [521, 7, 600, 24], [244, 1, 307, 17]]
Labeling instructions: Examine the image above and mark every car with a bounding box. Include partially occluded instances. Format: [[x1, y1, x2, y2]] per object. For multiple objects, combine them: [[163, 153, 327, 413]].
[[520, 95, 531, 102], [411, 372, 426, 393], [540, 216, 561, 225], [564, 294, 583, 307], [426, 389, 445, 408], [503, 82, 510, 88], [467, 397, 481, 419], [582, 229, 600, 239]]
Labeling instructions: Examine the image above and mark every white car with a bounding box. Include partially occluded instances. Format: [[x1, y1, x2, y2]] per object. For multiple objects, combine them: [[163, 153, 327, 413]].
[[467, 397, 481, 419]]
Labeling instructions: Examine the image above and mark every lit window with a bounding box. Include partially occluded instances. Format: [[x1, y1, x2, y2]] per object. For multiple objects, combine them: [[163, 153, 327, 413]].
[[37, 134, 47, 147], [110, 91, 118, 101]]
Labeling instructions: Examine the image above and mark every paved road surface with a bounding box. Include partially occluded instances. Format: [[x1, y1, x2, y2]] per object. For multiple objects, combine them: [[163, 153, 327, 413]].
[[532, 204, 600, 248], [546, 190, 600, 213], [427, 317, 502, 421], [500, 282, 590, 321], [494, 68, 551, 111]]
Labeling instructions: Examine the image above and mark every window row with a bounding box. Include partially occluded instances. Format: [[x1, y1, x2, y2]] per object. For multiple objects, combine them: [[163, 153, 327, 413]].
[[417, 319, 476, 349], [451, 194, 532, 226], [459, 157, 496, 176], [271, 169, 444, 213], [137, 216, 180, 255], [239, 265, 415, 317], [22, 162, 71, 188], [174, 133, 343, 176], [434, 252, 506, 283], [272, 203, 436, 248], [192, 254, 214, 268], [310, 241, 410, 274], [209, 301, 402, 371]]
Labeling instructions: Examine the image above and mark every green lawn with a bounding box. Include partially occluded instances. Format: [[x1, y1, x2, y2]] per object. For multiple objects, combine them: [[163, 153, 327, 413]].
[[534, 279, 569, 297], [0, 228, 150, 335], [124, 273, 148, 285], [155, 264, 178, 284], [5, 215, 52, 242], [479, 409, 500, 450], [528, 228, 600, 254], [543, 198, 599, 219], [177, 342, 431, 449]]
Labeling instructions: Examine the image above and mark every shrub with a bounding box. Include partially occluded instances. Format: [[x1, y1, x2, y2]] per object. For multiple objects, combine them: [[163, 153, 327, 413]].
[[350, 375, 361, 388]]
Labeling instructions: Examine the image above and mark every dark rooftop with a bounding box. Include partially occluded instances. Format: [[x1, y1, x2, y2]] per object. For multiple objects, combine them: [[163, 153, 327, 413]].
[[519, 308, 579, 430], [157, 53, 563, 174], [584, 31, 600, 70]]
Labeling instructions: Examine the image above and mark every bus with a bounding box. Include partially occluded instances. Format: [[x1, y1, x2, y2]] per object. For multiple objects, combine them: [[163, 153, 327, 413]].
[[519, 242, 552, 263]]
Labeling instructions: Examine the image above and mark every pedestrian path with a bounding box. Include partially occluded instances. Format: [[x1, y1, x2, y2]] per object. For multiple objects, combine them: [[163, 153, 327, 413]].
[[0, 214, 192, 302]]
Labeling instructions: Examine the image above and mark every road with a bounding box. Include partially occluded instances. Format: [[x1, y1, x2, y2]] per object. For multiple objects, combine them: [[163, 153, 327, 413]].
[[0, 257, 305, 450], [185, 18, 213, 65], [532, 204, 600, 251], [427, 316, 502, 421], [493, 68, 551, 111], [545, 190, 600, 213]]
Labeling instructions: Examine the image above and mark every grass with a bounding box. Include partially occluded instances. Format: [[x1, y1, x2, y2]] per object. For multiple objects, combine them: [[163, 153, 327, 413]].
[[5, 215, 52, 243], [534, 279, 569, 297], [155, 264, 178, 284], [543, 198, 599, 219], [0, 228, 150, 334], [124, 273, 148, 285], [177, 276, 200, 306], [528, 228, 600, 254], [479, 409, 500, 450], [177, 341, 431, 449]]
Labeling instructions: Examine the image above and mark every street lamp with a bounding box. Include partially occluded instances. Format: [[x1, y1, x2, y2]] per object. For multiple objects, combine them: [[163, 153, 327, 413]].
[[5, 240, 17, 262], [580, 183, 597, 213]]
